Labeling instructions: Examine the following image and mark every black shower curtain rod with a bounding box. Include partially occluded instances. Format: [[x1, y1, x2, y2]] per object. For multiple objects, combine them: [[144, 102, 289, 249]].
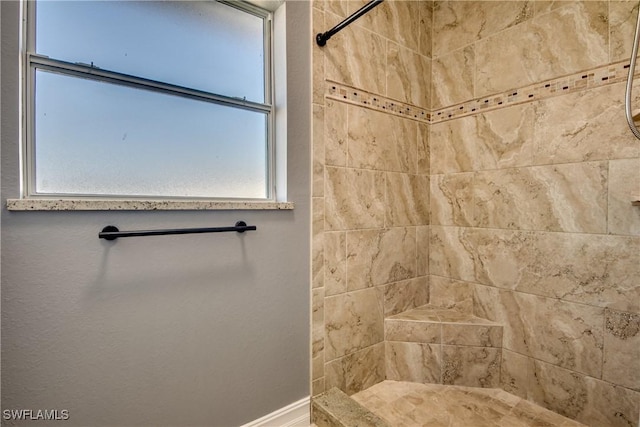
[[316, 0, 384, 47]]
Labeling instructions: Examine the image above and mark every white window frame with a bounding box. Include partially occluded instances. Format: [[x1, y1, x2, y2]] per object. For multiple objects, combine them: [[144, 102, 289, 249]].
[[19, 0, 282, 204]]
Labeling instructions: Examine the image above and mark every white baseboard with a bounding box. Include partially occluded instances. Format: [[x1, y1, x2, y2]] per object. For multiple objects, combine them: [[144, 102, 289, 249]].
[[240, 396, 311, 427]]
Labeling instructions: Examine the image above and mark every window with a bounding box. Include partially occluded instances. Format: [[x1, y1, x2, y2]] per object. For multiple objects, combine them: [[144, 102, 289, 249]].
[[24, 0, 274, 200]]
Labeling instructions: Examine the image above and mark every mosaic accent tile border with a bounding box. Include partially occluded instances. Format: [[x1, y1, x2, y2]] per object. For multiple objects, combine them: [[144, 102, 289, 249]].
[[326, 59, 638, 124], [432, 60, 636, 123], [326, 81, 431, 122]]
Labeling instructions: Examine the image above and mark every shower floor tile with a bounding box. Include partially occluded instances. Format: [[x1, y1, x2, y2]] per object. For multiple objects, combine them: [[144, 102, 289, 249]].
[[351, 380, 586, 427]]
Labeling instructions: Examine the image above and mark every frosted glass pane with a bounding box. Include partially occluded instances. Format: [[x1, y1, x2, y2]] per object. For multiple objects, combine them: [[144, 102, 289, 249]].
[[34, 70, 268, 199], [35, 1, 265, 102]]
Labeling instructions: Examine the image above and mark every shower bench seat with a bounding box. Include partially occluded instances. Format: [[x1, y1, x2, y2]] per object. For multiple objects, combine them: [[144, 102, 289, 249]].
[[384, 304, 503, 387]]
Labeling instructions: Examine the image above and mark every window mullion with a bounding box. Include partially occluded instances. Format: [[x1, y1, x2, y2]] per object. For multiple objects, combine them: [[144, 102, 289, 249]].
[[29, 54, 273, 115]]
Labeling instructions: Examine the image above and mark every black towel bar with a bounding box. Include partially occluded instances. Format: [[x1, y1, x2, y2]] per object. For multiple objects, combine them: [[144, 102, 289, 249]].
[[99, 221, 256, 241]]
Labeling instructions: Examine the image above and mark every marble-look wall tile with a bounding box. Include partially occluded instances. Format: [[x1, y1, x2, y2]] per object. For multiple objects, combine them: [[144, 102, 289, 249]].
[[438, 226, 640, 312], [476, 2, 608, 98], [385, 318, 441, 344], [475, 104, 536, 169], [432, 1, 533, 57], [529, 359, 640, 427], [528, 358, 591, 421], [430, 173, 474, 227], [316, 1, 640, 415], [474, 284, 604, 377], [610, 0, 639, 63], [324, 231, 346, 296], [313, 197, 325, 290], [429, 226, 476, 283], [325, 100, 348, 167], [381, 277, 429, 317], [352, 0, 421, 53], [386, 173, 430, 227], [533, 0, 569, 17], [325, 342, 385, 395], [430, 116, 477, 174], [325, 14, 386, 95], [514, 292, 604, 377], [482, 1, 534, 36], [430, 104, 536, 174], [324, 0, 348, 18], [313, 105, 325, 197], [346, 227, 417, 291], [428, 276, 473, 313], [387, 42, 431, 109], [608, 158, 640, 236], [314, 0, 439, 404], [386, 341, 441, 384], [419, 2, 433, 58], [347, 106, 418, 174], [416, 226, 429, 277], [421, 2, 640, 424], [500, 349, 530, 399], [473, 285, 529, 356], [441, 345, 501, 388], [432, 1, 480, 55], [325, 166, 385, 230], [312, 377, 325, 397], [324, 288, 384, 361], [441, 323, 502, 348], [418, 123, 430, 175], [472, 229, 640, 312], [347, 106, 387, 171], [533, 83, 640, 165], [473, 162, 608, 233], [433, 230, 540, 303], [433, 109, 535, 175], [431, 46, 474, 110], [603, 309, 640, 391], [386, 116, 419, 174], [312, 288, 325, 381], [580, 376, 640, 427]]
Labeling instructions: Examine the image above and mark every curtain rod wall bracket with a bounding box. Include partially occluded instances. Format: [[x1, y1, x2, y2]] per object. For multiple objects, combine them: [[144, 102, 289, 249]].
[[316, 33, 329, 47], [315, 0, 383, 47]]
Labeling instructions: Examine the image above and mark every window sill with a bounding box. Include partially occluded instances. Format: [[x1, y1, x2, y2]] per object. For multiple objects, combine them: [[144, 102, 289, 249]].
[[6, 198, 294, 211]]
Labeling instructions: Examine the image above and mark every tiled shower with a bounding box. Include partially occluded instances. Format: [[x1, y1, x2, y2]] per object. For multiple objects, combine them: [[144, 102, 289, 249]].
[[310, 1, 640, 426]]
